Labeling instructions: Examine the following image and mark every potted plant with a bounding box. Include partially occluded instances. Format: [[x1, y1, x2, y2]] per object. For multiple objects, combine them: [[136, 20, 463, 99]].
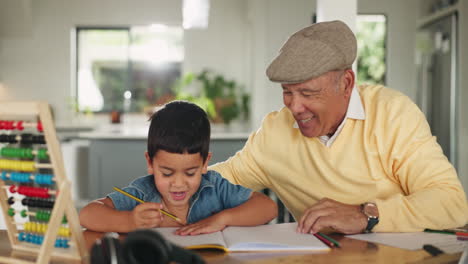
[[173, 70, 250, 125]]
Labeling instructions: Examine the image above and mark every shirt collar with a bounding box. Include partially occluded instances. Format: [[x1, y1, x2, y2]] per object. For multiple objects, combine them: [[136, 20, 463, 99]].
[[347, 86, 365, 120], [292, 86, 365, 129], [189, 173, 215, 204]]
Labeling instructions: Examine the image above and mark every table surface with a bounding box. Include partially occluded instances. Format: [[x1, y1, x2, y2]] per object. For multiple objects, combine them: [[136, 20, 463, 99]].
[[0, 230, 462, 264]]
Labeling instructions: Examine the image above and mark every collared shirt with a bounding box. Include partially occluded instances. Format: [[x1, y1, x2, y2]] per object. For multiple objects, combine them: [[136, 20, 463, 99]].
[[293, 86, 366, 147], [108, 170, 252, 224]]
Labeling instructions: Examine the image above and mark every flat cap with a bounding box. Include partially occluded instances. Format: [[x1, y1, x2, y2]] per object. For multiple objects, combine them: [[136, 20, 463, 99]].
[[266, 20, 357, 84]]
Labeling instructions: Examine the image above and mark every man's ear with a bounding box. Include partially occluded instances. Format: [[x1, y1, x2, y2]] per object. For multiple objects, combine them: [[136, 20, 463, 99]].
[[144, 151, 154, 174], [342, 69, 355, 98], [202, 152, 212, 173]]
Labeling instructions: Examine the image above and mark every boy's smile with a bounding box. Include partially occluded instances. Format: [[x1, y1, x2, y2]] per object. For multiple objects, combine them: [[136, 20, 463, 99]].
[[145, 150, 210, 213], [170, 191, 187, 201]]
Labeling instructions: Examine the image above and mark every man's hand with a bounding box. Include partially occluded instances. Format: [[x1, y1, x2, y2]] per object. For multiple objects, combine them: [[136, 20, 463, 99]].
[[174, 213, 227, 236], [131, 202, 164, 229], [297, 198, 367, 234]]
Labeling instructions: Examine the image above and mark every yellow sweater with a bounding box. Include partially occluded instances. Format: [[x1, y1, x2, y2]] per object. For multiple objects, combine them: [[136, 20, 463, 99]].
[[211, 85, 468, 232]]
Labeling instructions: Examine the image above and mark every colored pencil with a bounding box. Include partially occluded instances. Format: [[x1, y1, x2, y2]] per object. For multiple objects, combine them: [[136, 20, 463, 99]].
[[424, 229, 455, 235], [112, 187, 182, 224], [313, 233, 335, 248], [319, 232, 341, 248]]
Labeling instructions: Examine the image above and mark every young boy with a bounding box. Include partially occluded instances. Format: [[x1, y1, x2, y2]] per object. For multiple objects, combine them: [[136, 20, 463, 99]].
[[79, 101, 277, 235]]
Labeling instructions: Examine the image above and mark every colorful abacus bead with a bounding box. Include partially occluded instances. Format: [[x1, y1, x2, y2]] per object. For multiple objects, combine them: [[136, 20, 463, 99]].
[[23, 222, 71, 237], [9, 197, 56, 210], [34, 174, 53, 185], [0, 134, 45, 144], [16, 121, 24, 130], [7, 208, 15, 216], [59, 227, 71, 237], [7, 208, 30, 219], [0, 160, 35, 172], [0, 121, 26, 130], [7, 197, 14, 205], [18, 232, 26, 241], [0, 121, 14, 130], [35, 210, 51, 221], [18, 134, 45, 145], [21, 197, 54, 209], [2, 172, 54, 185], [9, 185, 53, 198], [9, 172, 31, 183], [1, 171, 9, 181], [37, 121, 43, 132], [0, 134, 18, 143], [32, 210, 67, 224], [0, 121, 42, 132], [1, 147, 33, 159], [37, 149, 48, 160], [24, 222, 47, 233], [3, 172, 31, 183], [55, 238, 70, 248], [0, 147, 49, 160], [17, 232, 68, 248]]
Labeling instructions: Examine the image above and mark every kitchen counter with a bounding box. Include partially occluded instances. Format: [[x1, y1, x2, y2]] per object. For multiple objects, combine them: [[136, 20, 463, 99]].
[[78, 123, 252, 140]]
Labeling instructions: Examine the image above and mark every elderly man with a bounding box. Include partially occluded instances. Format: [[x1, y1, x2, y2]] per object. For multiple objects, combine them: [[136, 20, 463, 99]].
[[210, 20, 468, 234]]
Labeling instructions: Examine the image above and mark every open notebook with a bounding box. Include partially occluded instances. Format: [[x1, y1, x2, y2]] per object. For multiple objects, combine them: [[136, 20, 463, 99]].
[[156, 223, 330, 252]]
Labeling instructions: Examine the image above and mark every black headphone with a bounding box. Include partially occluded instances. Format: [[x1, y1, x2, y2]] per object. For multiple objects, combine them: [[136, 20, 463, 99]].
[[90, 229, 205, 264]]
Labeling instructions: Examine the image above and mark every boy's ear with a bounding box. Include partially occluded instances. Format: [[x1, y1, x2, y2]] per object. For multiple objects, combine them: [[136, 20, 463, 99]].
[[202, 152, 212, 173], [144, 151, 154, 174]]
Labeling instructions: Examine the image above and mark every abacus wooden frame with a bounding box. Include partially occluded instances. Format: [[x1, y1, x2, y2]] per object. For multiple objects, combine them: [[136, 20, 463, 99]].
[[0, 101, 88, 264]]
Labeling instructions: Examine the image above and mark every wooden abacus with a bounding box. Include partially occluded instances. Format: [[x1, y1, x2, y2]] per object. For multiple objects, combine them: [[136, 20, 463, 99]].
[[0, 102, 87, 264]]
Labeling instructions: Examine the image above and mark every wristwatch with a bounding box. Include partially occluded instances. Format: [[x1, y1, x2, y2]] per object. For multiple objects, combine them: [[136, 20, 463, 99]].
[[361, 202, 379, 233]]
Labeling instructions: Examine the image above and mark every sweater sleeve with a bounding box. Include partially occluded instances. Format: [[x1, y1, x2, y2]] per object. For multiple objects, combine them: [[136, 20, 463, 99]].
[[374, 96, 468, 232]]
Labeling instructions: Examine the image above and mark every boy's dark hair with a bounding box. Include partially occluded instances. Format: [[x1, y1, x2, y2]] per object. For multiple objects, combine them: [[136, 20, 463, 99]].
[[147, 101, 211, 162]]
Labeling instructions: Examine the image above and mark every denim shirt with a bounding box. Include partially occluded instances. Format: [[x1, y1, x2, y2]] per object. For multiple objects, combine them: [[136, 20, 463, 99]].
[[108, 170, 252, 224]]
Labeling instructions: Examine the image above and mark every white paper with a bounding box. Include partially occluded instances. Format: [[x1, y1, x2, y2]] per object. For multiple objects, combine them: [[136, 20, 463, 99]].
[[156, 227, 226, 248], [347, 232, 468, 254], [223, 223, 329, 251], [155, 223, 330, 252]]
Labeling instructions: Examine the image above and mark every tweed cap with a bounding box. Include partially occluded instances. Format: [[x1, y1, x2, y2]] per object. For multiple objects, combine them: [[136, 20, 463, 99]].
[[266, 20, 357, 84]]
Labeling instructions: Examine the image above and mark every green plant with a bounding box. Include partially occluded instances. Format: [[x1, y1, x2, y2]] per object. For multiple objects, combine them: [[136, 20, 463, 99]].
[[173, 70, 250, 124], [173, 72, 217, 119], [356, 18, 386, 85], [220, 103, 240, 125]]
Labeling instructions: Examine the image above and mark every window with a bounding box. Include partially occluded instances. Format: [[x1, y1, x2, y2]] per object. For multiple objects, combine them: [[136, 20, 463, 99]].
[[356, 14, 387, 85], [76, 25, 184, 113]]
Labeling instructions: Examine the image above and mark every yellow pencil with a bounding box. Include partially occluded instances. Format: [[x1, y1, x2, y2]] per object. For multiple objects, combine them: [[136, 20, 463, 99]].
[[112, 187, 183, 224]]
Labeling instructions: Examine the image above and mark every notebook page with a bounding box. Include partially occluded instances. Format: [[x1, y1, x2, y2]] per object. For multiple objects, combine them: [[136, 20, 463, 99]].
[[156, 227, 227, 248], [347, 232, 467, 253], [222, 223, 329, 251]]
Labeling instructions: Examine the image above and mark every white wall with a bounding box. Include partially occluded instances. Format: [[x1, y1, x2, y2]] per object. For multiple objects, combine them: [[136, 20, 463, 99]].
[[248, 0, 316, 128], [183, 0, 248, 91]]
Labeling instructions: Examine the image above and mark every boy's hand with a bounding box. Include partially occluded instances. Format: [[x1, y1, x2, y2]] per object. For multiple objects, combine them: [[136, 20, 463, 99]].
[[174, 213, 227, 235], [131, 202, 164, 229]]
